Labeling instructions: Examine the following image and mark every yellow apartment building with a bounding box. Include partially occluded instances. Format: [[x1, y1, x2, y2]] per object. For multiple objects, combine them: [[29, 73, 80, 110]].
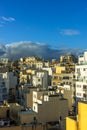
[[66, 117, 77, 130], [52, 73, 62, 86], [19, 69, 36, 83], [78, 102, 87, 130], [55, 66, 66, 74], [66, 102, 87, 130], [52, 66, 65, 86]]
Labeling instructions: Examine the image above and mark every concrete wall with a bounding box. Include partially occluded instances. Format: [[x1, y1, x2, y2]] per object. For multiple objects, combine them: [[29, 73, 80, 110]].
[[26, 88, 37, 109], [0, 126, 21, 130], [38, 96, 68, 122], [19, 113, 37, 124], [64, 88, 73, 110], [0, 125, 44, 130], [0, 106, 9, 118]]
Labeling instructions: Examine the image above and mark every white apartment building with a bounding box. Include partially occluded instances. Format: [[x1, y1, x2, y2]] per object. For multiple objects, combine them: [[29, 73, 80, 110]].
[[33, 90, 48, 112], [35, 61, 49, 69], [32, 70, 48, 89], [75, 51, 87, 101], [42, 67, 53, 76], [42, 67, 53, 86], [35, 62, 43, 69]]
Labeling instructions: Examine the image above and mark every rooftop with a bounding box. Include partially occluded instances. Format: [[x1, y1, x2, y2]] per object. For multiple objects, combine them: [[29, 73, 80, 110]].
[[19, 108, 37, 115]]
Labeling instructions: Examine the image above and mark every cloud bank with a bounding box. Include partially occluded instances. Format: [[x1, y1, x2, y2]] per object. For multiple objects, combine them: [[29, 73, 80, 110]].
[[0, 41, 83, 60]]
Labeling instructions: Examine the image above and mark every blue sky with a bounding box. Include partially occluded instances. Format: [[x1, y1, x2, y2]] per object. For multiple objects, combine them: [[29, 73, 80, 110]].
[[0, 0, 87, 49]]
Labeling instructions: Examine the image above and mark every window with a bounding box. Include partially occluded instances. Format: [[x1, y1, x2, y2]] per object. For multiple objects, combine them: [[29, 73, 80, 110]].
[[34, 94, 37, 98], [77, 85, 81, 88], [77, 68, 80, 72], [80, 61, 83, 64], [2, 82, 5, 85], [63, 76, 69, 80], [59, 77, 61, 80], [38, 79, 40, 82], [34, 106, 36, 111], [2, 94, 7, 99], [83, 68, 86, 71], [77, 93, 81, 96], [73, 75, 75, 78], [84, 76, 86, 79], [2, 88, 7, 93], [53, 76, 58, 79], [83, 94, 86, 98], [83, 85, 87, 89], [53, 82, 56, 85]]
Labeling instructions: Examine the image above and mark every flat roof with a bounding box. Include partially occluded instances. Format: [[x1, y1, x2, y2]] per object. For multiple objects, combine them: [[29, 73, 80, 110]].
[[19, 109, 37, 115], [49, 95, 67, 100]]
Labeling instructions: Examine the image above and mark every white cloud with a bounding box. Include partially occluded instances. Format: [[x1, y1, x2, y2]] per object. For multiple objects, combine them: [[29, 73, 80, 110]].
[[1, 16, 15, 22], [60, 29, 80, 36]]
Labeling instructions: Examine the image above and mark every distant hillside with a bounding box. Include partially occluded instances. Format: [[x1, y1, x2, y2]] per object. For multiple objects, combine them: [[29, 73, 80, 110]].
[[0, 41, 83, 60]]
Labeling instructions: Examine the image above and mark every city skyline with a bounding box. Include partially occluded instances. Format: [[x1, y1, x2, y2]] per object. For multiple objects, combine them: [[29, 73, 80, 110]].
[[0, 0, 87, 50]]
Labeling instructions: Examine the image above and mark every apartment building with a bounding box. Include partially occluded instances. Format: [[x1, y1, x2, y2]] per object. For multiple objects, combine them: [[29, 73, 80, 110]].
[[75, 51, 87, 101], [35, 61, 49, 69], [19, 69, 36, 84], [32, 70, 48, 89], [66, 101, 87, 130], [52, 73, 62, 86], [3, 72, 17, 93], [51, 59, 75, 111], [1, 71, 18, 103], [60, 54, 77, 65], [32, 89, 68, 129], [0, 58, 8, 66], [19, 57, 43, 69], [0, 102, 44, 130], [26, 87, 68, 130], [61, 73, 75, 106], [52, 66, 66, 86], [60, 54, 77, 73], [0, 65, 18, 105], [57, 84, 75, 111], [49, 59, 59, 67], [26, 87, 38, 108], [0, 74, 7, 104]]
